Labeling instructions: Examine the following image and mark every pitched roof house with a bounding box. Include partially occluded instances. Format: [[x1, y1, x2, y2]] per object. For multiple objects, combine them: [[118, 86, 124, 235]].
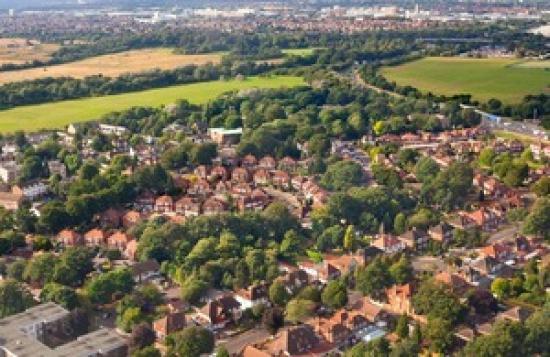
[[57, 229, 82, 247]]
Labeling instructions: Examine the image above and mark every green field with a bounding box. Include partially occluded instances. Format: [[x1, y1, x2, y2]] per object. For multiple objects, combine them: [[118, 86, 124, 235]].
[[282, 48, 321, 56], [381, 57, 550, 104], [0, 75, 305, 133]]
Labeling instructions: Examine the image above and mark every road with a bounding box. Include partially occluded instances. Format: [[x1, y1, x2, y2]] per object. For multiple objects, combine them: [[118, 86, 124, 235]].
[[487, 226, 519, 244], [217, 327, 271, 355]]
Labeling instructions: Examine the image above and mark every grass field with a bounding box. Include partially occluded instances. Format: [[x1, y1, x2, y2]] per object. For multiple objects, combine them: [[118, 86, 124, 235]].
[[0, 38, 60, 65], [0, 75, 305, 133], [0, 48, 223, 84], [381, 57, 550, 104], [282, 48, 321, 56]]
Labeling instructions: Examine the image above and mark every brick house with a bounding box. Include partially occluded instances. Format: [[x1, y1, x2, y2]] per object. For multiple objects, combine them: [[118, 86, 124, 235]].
[[84, 228, 106, 247], [155, 195, 174, 214], [272, 170, 290, 190], [241, 154, 258, 169], [202, 198, 228, 216], [153, 311, 186, 341], [399, 228, 429, 251], [107, 231, 133, 251], [258, 156, 277, 170], [123, 210, 143, 229], [175, 196, 201, 217], [428, 223, 454, 245], [231, 167, 250, 183], [57, 229, 82, 247], [253, 169, 271, 186], [385, 283, 414, 315]]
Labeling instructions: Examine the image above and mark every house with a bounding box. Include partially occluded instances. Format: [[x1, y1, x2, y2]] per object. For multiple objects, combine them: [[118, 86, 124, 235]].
[[385, 284, 414, 315], [194, 165, 209, 179], [232, 182, 253, 197], [99, 123, 128, 136], [265, 324, 319, 356], [434, 271, 470, 295], [258, 156, 277, 170], [188, 179, 211, 196], [131, 260, 160, 283], [272, 170, 290, 189], [372, 234, 405, 254], [428, 223, 454, 245], [232, 167, 250, 183], [399, 228, 428, 251], [124, 240, 138, 261], [197, 295, 242, 329], [481, 243, 512, 262], [57, 229, 82, 247], [279, 156, 297, 172], [210, 166, 228, 181], [359, 299, 386, 325], [107, 231, 133, 250], [153, 311, 186, 341], [98, 208, 124, 227], [135, 191, 155, 211], [280, 269, 309, 294], [175, 197, 201, 217], [47, 160, 67, 179], [234, 282, 269, 309], [0, 191, 23, 210], [242, 154, 258, 169], [12, 181, 48, 201], [155, 195, 174, 214], [0, 162, 21, 183], [237, 189, 270, 212], [202, 198, 228, 216], [84, 229, 106, 247], [209, 127, 243, 145], [122, 210, 143, 229], [253, 169, 271, 186], [496, 306, 531, 323]]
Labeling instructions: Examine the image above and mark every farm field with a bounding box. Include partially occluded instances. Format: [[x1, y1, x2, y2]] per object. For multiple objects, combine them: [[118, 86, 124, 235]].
[[381, 57, 550, 104], [0, 38, 60, 65], [281, 48, 321, 56], [0, 47, 224, 84], [0, 75, 305, 133]]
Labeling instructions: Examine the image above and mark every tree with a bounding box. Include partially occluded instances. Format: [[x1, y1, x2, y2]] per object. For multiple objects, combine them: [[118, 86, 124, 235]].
[[280, 229, 301, 258], [393, 213, 407, 235], [321, 280, 348, 309], [412, 280, 463, 324], [24, 253, 58, 286], [531, 176, 550, 197], [389, 256, 413, 285], [215, 346, 230, 357], [343, 225, 355, 252], [180, 276, 208, 305], [262, 307, 284, 334], [86, 268, 134, 304], [167, 326, 215, 356], [131, 346, 161, 357], [40, 283, 79, 309], [355, 257, 392, 300], [297, 286, 321, 303], [345, 339, 390, 357], [38, 200, 71, 233], [269, 280, 290, 306], [463, 320, 527, 357], [466, 288, 498, 315], [524, 305, 550, 355], [414, 156, 439, 183], [285, 298, 316, 324], [53, 247, 95, 287], [491, 277, 511, 299], [129, 323, 156, 352], [6, 260, 26, 281], [0, 280, 35, 318], [320, 160, 364, 191], [395, 314, 409, 340], [118, 306, 147, 333], [426, 317, 454, 353], [523, 197, 550, 240], [190, 143, 217, 166], [478, 147, 496, 167]]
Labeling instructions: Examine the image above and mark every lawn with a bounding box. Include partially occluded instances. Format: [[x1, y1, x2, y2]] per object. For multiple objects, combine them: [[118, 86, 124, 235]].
[[0, 48, 224, 84], [281, 48, 321, 56], [381, 57, 550, 104], [0, 75, 305, 133]]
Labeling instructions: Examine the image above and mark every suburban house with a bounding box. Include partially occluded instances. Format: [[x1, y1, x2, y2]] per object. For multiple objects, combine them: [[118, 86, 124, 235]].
[[153, 311, 186, 341], [234, 282, 269, 309], [196, 295, 242, 330], [131, 260, 161, 283], [57, 229, 82, 247]]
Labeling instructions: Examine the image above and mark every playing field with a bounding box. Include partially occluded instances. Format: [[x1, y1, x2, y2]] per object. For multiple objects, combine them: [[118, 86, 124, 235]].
[[0, 38, 60, 65], [381, 57, 550, 104], [0, 75, 305, 133], [0, 48, 223, 84]]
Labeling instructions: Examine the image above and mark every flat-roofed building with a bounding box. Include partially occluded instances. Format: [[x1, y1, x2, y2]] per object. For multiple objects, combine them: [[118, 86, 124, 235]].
[[0, 302, 127, 357]]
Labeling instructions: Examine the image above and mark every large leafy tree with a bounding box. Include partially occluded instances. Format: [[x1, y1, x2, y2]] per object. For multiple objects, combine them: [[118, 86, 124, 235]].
[[321, 280, 348, 309], [355, 257, 392, 300], [0, 280, 35, 318]]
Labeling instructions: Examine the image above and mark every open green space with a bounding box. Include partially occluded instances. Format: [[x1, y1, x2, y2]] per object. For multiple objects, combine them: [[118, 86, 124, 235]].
[[282, 48, 322, 56], [0, 75, 305, 133], [381, 56, 550, 104]]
